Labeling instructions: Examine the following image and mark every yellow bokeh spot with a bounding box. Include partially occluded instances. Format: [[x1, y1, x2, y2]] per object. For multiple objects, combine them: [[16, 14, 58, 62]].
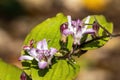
[[83, 0, 109, 12]]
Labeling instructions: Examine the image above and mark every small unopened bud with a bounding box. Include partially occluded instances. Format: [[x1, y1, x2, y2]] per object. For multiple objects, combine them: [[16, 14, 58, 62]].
[[92, 21, 100, 37], [20, 72, 27, 80], [60, 23, 68, 34], [60, 23, 68, 43], [93, 21, 99, 33]]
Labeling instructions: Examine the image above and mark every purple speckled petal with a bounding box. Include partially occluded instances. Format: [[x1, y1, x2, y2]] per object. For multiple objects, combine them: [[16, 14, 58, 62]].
[[38, 53, 43, 61], [76, 19, 82, 27], [49, 48, 57, 56], [63, 29, 73, 36], [19, 55, 33, 61], [43, 50, 50, 57], [36, 49, 43, 54], [42, 39, 48, 50], [37, 39, 48, 50], [38, 61, 48, 69], [30, 48, 37, 57], [72, 20, 77, 27], [76, 19, 81, 24], [37, 40, 43, 50], [84, 29, 95, 34]]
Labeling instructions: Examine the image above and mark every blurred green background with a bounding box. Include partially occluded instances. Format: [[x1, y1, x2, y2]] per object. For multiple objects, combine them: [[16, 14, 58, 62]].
[[0, 0, 120, 80]]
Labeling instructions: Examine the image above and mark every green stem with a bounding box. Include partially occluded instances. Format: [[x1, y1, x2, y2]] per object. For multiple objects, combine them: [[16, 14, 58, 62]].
[[80, 34, 120, 47]]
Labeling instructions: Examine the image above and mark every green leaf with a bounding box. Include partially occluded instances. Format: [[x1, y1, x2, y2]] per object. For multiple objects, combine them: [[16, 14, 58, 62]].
[[24, 13, 67, 49], [81, 15, 113, 50], [31, 60, 80, 80], [0, 59, 22, 80]]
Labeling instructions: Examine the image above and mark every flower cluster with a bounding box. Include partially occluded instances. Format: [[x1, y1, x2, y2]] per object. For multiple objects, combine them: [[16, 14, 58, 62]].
[[19, 39, 57, 69], [60, 16, 98, 45], [19, 15, 100, 70]]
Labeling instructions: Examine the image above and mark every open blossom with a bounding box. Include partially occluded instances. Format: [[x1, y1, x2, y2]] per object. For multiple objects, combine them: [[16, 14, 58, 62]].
[[60, 15, 95, 45], [19, 39, 57, 69]]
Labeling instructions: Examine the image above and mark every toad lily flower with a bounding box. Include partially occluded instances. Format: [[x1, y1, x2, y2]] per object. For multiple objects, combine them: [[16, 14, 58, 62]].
[[60, 15, 95, 45], [19, 39, 57, 69]]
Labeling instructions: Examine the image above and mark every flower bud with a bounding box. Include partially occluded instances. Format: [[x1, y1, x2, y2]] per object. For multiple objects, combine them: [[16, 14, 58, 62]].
[[20, 72, 27, 80]]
